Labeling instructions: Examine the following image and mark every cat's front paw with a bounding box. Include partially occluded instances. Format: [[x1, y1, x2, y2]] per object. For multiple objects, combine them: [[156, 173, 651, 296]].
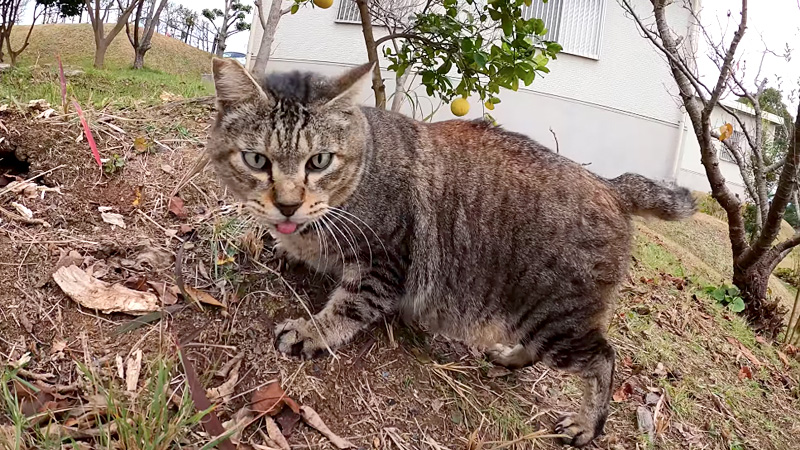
[[274, 318, 331, 360]]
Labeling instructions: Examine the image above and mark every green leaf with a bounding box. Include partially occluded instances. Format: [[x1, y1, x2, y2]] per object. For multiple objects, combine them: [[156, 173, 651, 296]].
[[461, 38, 474, 52], [711, 287, 726, 302], [290, 3, 299, 14], [474, 52, 488, 68], [501, 17, 513, 37], [728, 297, 746, 313]]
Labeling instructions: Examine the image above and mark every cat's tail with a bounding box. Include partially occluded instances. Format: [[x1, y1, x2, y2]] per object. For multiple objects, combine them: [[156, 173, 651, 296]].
[[609, 173, 696, 220]]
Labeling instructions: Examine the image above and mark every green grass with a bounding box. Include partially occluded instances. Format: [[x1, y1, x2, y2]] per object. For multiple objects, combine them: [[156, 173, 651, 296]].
[[0, 357, 210, 449], [0, 65, 211, 109], [9, 23, 212, 77]]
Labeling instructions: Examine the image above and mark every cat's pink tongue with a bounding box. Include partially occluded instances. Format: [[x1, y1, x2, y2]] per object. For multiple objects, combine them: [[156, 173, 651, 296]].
[[276, 221, 298, 234]]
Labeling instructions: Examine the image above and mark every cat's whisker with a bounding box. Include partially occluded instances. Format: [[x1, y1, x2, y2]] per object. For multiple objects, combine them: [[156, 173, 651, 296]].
[[325, 213, 362, 282], [310, 221, 324, 279], [319, 215, 347, 272], [327, 206, 388, 257], [326, 208, 373, 268]]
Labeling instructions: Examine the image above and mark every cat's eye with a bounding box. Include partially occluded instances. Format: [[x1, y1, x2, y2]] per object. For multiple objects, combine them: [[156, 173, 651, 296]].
[[242, 152, 270, 170], [306, 153, 333, 172]]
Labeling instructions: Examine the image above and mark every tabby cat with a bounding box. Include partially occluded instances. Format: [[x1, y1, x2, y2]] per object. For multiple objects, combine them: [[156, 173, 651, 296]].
[[207, 58, 696, 447]]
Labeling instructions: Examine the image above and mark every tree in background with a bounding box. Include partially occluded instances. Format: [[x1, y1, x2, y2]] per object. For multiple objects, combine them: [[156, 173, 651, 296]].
[[176, 6, 198, 43], [621, 0, 800, 335], [84, 0, 142, 68], [349, 0, 561, 112], [250, 0, 291, 78], [124, 0, 168, 69], [202, 0, 252, 56]]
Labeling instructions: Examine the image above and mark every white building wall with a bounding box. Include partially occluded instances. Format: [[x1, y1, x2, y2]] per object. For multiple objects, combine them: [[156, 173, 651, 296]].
[[247, 0, 694, 181]]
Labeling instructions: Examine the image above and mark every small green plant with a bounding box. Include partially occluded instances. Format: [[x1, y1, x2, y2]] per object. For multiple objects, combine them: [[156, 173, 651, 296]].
[[704, 284, 746, 313], [103, 153, 126, 174]]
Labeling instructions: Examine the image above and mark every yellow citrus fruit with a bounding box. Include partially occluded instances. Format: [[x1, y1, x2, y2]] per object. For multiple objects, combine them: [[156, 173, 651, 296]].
[[314, 0, 333, 8], [484, 101, 495, 111], [451, 98, 470, 117]]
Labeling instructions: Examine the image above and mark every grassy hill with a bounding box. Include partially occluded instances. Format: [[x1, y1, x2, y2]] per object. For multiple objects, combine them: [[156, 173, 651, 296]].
[[2, 24, 213, 107], [9, 23, 212, 77]]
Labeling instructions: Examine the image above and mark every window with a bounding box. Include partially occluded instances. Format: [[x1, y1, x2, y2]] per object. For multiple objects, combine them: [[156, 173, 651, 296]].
[[717, 130, 745, 163], [336, 0, 361, 23], [523, 0, 607, 59]]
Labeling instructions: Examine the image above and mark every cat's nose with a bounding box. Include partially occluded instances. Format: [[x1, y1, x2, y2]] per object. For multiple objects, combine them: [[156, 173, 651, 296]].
[[275, 202, 302, 217]]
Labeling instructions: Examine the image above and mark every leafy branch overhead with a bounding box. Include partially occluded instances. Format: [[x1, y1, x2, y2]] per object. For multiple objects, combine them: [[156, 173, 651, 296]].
[[382, 0, 562, 104]]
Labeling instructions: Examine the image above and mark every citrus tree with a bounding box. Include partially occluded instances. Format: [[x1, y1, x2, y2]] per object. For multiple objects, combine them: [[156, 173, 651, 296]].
[[352, 0, 562, 114]]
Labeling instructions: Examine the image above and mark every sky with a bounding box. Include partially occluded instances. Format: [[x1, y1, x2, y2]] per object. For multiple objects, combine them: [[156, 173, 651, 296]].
[[695, 0, 800, 111], [18, 0, 800, 110]]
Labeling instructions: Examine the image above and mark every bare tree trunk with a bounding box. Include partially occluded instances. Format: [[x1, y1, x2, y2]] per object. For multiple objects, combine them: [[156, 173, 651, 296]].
[[251, 0, 284, 77], [390, 70, 409, 112], [94, 38, 107, 68], [355, 0, 385, 109], [86, 0, 141, 69], [130, 0, 168, 69]]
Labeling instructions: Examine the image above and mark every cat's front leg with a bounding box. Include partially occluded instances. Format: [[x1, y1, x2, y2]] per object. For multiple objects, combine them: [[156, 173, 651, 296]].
[[274, 265, 400, 359]]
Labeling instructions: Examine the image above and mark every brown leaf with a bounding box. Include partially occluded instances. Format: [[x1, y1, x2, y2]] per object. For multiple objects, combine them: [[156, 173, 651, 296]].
[[132, 186, 143, 207], [184, 286, 226, 308], [726, 337, 763, 367], [300, 405, 354, 449], [777, 350, 790, 367], [207, 357, 242, 403], [251, 381, 299, 416], [53, 266, 159, 315], [133, 136, 149, 153], [147, 281, 178, 306], [124, 275, 149, 292], [55, 249, 85, 271], [265, 416, 291, 450], [612, 381, 633, 402], [179, 224, 194, 235], [275, 407, 302, 437], [169, 196, 187, 219], [176, 340, 236, 450], [737, 366, 753, 380]]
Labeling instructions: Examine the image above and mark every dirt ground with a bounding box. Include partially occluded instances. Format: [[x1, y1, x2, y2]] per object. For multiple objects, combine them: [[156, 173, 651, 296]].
[[1, 103, 799, 450]]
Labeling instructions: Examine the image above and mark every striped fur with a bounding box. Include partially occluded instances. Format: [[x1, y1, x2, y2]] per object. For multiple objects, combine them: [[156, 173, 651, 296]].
[[207, 58, 696, 447]]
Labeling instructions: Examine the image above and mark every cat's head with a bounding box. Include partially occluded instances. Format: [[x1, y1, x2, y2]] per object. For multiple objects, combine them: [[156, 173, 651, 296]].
[[207, 58, 372, 235]]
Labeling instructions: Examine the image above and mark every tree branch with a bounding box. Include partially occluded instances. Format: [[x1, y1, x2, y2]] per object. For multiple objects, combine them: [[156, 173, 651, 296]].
[[702, 0, 748, 121], [742, 100, 800, 265]]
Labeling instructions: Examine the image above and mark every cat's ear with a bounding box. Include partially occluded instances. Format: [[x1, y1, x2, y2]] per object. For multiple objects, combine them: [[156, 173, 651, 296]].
[[323, 62, 374, 108], [211, 57, 273, 109]]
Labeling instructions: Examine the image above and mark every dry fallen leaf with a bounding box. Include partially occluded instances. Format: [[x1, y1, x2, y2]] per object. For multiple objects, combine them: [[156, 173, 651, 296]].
[[207, 357, 242, 403], [101, 212, 126, 229], [251, 381, 299, 416], [133, 136, 149, 153], [612, 381, 634, 402], [147, 281, 178, 305], [265, 416, 291, 450], [300, 405, 354, 449], [11, 201, 33, 219], [738, 365, 753, 381], [726, 337, 763, 367], [132, 186, 143, 207], [169, 196, 187, 219], [184, 286, 226, 308], [126, 350, 143, 392], [777, 350, 790, 367], [53, 265, 159, 315], [55, 249, 85, 271]]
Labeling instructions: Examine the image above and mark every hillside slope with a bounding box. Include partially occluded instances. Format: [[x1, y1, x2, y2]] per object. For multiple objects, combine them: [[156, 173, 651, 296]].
[[9, 23, 212, 77]]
